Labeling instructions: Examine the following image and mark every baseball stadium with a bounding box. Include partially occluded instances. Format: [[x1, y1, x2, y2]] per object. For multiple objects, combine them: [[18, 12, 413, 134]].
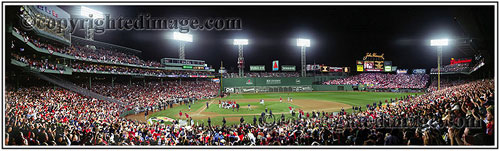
[[2, 3, 497, 148]]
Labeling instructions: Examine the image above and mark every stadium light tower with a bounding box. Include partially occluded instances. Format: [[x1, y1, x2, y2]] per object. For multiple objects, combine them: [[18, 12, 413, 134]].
[[173, 32, 193, 59], [80, 6, 103, 41], [430, 39, 449, 91], [233, 39, 249, 77], [296, 38, 310, 77]]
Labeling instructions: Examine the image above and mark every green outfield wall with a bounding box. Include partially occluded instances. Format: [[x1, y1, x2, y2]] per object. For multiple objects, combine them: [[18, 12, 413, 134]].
[[222, 76, 352, 93]]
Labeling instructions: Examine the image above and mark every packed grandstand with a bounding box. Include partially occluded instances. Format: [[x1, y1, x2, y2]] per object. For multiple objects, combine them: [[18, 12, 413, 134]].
[[4, 5, 495, 147], [323, 73, 429, 89], [5, 78, 495, 145]]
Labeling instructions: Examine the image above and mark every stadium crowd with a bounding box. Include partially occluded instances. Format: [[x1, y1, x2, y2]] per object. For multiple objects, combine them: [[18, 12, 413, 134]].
[[13, 27, 162, 67], [70, 62, 216, 77], [427, 78, 470, 92], [323, 73, 429, 89], [85, 81, 219, 111], [11, 51, 216, 77], [430, 63, 471, 74], [11, 53, 64, 72], [5, 78, 494, 146]]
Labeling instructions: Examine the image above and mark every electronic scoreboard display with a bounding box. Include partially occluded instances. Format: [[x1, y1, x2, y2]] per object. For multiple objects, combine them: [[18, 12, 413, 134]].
[[356, 53, 392, 72]]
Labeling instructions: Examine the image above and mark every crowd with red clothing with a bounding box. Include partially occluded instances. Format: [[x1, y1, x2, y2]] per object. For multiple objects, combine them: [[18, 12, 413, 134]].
[[85, 81, 219, 112], [13, 27, 161, 67], [5, 76, 495, 146], [11, 53, 64, 71], [324, 73, 429, 89]]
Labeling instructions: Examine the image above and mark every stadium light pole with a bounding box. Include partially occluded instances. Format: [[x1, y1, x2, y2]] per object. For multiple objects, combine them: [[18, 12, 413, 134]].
[[430, 39, 449, 91], [297, 38, 310, 77], [173, 32, 193, 59], [80, 6, 103, 41], [233, 39, 248, 77]]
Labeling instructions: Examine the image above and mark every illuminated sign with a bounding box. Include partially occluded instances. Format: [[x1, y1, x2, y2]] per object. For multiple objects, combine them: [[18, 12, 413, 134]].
[[364, 61, 374, 69], [391, 66, 398, 72], [344, 67, 350, 73], [412, 69, 426, 74], [182, 65, 193, 69], [356, 60, 364, 65], [329, 67, 343, 72], [450, 58, 472, 65], [363, 53, 385, 60], [321, 66, 329, 72], [272, 60, 279, 71], [281, 65, 296, 71], [193, 66, 205, 70], [357, 65, 364, 72], [374, 61, 384, 69], [397, 69, 408, 74], [384, 66, 392, 72], [250, 65, 265, 71]]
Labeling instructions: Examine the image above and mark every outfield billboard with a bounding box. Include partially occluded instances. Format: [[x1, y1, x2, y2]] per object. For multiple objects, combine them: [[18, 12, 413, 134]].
[[329, 67, 344, 72], [182, 65, 193, 69], [272, 60, 279, 71], [391, 66, 398, 72], [250, 65, 265, 71], [384, 66, 392, 72], [281, 65, 296, 71], [222, 77, 313, 87], [412, 69, 426, 74], [320, 65, 329, 72], [357, 65, 364, 72], [397, 69, 408, 74]]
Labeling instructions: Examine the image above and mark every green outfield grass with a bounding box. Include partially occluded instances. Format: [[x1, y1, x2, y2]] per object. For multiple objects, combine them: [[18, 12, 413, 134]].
[[148, 91, 422, 126], [204, 101, 300, 114], [224, 91, 421, 106], [149, 100, 207, 118]]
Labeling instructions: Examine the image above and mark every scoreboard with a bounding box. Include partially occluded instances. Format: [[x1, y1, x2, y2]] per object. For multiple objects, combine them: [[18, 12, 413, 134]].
[[356, 53, 394, 72]]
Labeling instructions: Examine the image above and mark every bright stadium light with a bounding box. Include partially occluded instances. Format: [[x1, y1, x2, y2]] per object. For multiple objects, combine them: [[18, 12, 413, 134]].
[[80, 6, 104, 18], [173, 32, 193, 42], [430, 39, 449, 46], [80, 6, 103, 42], [296, 38, 310, 77], [233, 39, 248, 77], [233, 39, 249, 45], [173, 32, 193, 59], [430, 38, 450, 90], [296, 38, 310, 47]]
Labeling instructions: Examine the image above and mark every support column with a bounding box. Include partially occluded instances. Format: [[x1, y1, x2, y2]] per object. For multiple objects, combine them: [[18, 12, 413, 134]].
[[238, 45, 244, 77], [179, 42, 185, 59], [437, 46, 442, 90], [111, 77, 115, 87], [89, 76, 92, 89], [301, 46, 306, 77]]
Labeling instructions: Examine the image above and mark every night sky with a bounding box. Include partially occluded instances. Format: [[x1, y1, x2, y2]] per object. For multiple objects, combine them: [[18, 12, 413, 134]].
[[60, 6, 494, 72]]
